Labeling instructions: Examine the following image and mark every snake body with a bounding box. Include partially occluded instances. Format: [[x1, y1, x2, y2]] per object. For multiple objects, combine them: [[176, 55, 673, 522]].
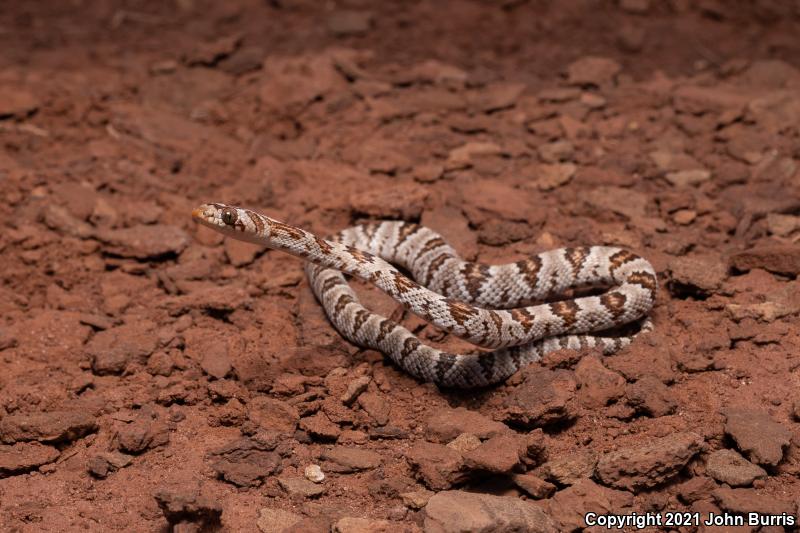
[[192, 203, 657, 388]]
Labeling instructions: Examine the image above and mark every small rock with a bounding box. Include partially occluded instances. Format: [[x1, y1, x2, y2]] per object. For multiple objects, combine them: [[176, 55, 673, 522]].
[[447, 141, 505, 170], [425, 407, 509, 443], [668, 255, 728, 296], [199, 339, 232, 379], [87, 451, 134, 478], [117, 415, 170, 454], [446, 433, 482, 454], [537, 141, 574, 163], [539, 450, 598, 486], [722, 407, 791, 466], [0, 85, 39, 117], [350, 184, 429, 220], [595, 432, 705, 491], [502, 369, 577, 428], [0, 442, 60, 476], [511, 473, 556, 499], [535, 163, 576, 191], [766, 213, 800, 237], [665, 169, 712, 187], [299, 411, 341, 441], [257, 508, 303, 533], [224, 238, 261, 267], [424, 490, 557, 533], [574, 356, 625, 408], [154, 485, 222, 531], [95, 225, 189, 259], [712, 487, 795, 517], [327, 10, 372, 37], [207, 438, 280, 487], [401, 488, 434, 510], [304, 464, 325, 483], [463, 433, 521, 474], [322, 446, 382, 473], [730, 245, 800, 276], [545, 479, 633, 531], [705, 449, 767, 487], [357, 392, 390, 426], [672, 209, 696, 225], [332, 517, 396, 533], [278, 476, 327, 498], [0, 410, 97, 444], [470, 81, 526, 112], [676, 476, 718, 503], [566, 56, 621, 87], [405, 441, 467, 490], [247, 397, 299, 433], [625, 377, 677, 417], [341, 375, 371, 405]]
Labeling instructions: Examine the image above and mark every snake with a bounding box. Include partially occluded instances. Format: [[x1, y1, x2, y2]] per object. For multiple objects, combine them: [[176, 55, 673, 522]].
[[192, 203, 657, 388]]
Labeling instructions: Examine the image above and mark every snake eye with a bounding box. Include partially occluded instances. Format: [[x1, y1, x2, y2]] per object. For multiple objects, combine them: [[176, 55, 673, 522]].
[[221, 208, 237, 225]]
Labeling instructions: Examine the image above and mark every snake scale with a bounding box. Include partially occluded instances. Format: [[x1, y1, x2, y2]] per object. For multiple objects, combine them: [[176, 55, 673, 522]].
[[192, 203, 657, 388]]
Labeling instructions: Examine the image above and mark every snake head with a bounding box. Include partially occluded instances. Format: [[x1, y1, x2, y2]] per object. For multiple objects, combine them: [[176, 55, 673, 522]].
[[192, 203, 269, 244]]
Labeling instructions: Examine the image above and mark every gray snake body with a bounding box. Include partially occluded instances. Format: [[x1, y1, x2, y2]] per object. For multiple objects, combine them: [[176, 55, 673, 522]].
[[192, 203, 657, 388]]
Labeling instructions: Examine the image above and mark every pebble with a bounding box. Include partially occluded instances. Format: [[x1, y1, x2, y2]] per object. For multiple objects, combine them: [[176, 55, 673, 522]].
[[595, 432, 705, 491], [729, 245, 800, 275], [304, 464, 325, 483], [247, 397, 299, 433], [668, 255, 728, 296], [566, 56, 621, 86], [722, 407, 791, 466], [424, 490, 557, 533], [400, 488, 434, 510], [539, 450, 598, 486], [665, 169, 712, 187], [446, 433, 481, 454], [257, 508, 302, 533], [0, 85, 39, 117], [0, 410, 98, 444], [405, 441, 467, 490], [207, 438, 280, 487], [341, 375, 371, 405], [278, 476, 327, 498], [502, 368, 577, 427], [511, 473, 556, 499], [462, 433, 522, 474], [545, 479, 633, 531], [705, 449, 767, 487], [321, 446, 382, 473], [94, 225, 189, 259], [299, 411, 342, 441], [0, 442, 60, 477], [425, 407, 509, 443]]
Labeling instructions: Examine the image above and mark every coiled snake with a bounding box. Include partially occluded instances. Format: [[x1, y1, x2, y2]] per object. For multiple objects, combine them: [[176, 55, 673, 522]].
[[192, 203, 657, 388]]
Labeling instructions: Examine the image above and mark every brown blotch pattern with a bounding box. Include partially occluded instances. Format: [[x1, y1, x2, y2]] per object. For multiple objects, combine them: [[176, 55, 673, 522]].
[[626, 270, 658, 301], [608, 249, 639, 276], [599, 291, 628, 319], [448, 301, 478, 326], [272, 220, 307, 241], [375, 318, 399, 344], [462, 263, 491, 299], [549, 300, 581, 328], [392, 271, 421, 295], [509, 308, 536, 333], [515, 257, 543, 292], [564, 247, 590, 276]]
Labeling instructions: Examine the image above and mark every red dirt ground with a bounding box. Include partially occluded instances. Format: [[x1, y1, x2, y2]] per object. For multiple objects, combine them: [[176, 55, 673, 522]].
[[1, 1, 799, 531]]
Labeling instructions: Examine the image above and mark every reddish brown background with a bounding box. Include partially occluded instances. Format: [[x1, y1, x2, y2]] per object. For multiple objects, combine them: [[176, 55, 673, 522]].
[[1, 1, 799, 531]]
